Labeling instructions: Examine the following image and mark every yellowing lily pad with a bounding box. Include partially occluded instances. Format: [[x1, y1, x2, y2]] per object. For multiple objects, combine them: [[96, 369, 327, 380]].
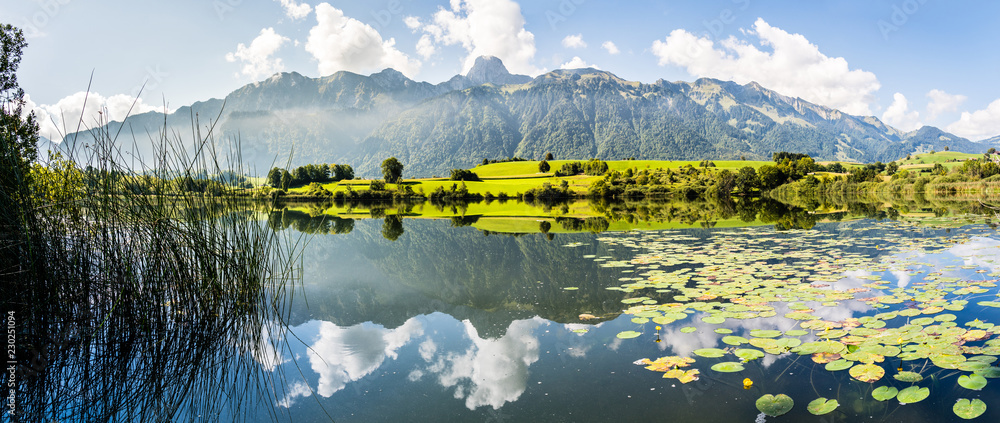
[[953, 398, 987, 420], [849, 364, 885, 382], [894, 372, 924, 382], [825, 359, 854, 371]]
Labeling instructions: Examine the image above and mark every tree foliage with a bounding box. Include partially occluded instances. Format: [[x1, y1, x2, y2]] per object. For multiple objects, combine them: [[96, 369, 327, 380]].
[[382, 157, 404, 183]]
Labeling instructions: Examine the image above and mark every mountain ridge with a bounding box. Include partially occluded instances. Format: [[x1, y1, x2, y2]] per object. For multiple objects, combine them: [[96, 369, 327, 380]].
[[57, 56, 990, 177]]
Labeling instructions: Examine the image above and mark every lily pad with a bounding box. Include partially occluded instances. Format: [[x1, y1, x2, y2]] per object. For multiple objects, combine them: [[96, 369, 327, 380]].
[[755, 394, 794, 417], [735, 349, 766, 361], [711, 362, 745, 373], [807, 398, 839, 415], [957, 374, 987, 391], [722, 335, 749, 346], [702, 315, 725, 324], [750, 329, 783, 338], [825, 359, 854, 371], [894, 371, 924, 383], [680, 326, 697, 334], [897, 386, 929, 404], [693, 348, 727, 358], [872, 386, 898, 401], [616, 330, 641, 339], [953, 398, 987, 420], [849, 364, 886, 382]]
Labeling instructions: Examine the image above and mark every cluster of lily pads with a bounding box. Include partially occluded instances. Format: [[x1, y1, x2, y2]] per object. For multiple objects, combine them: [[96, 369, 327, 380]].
[[578, 218, 1000, 420]]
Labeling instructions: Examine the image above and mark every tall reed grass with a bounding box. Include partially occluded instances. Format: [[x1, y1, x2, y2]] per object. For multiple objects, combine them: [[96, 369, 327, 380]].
[[2, 106, 302, 422]]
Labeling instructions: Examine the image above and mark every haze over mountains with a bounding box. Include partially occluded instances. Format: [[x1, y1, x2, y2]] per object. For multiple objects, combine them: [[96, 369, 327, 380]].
[[59, 56, 991, 177]]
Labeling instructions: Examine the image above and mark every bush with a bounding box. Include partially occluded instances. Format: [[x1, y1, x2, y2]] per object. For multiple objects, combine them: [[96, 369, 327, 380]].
[[449, 168, 480, 181]]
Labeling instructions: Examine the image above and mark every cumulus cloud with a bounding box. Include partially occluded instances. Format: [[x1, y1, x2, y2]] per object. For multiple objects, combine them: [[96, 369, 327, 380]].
[[25, 92, 163, 142], [305, 3, 420, 77], [881, 93, 922, 132], [926, 89, 967, 120], [404, 16, 422, 31], [562, 34, 586, 49], [276, 0, 312, 20], [559, 56, 598, 70], [306, 318, 423, 397], [947, 98, 1000, 141], [423, 318, 542, 410], [411, 0, 541, 76], [226, 27, 291, 80], [651, 18, 881, 116], [276, 381, 313, 408], [602, 41, 620, 55], [416, 34, 437, 60]]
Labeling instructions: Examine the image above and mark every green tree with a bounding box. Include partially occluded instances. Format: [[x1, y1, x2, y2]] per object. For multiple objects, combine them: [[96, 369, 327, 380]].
[[1, 24, 39, 205], [279, 169, 292, 190], [266, 167, 282, 187], [885, 162, 899, 176], [544, 152, 554, 160], [382, 157, 404, 184], [714, 169, 736, 195], [538, 160, 550, 173], [735, 166, 758, 195]]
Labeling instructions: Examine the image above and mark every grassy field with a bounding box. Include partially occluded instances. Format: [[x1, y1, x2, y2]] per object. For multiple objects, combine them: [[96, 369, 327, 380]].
[[290, 159, 776, 196], [895, 151, 980, 173]]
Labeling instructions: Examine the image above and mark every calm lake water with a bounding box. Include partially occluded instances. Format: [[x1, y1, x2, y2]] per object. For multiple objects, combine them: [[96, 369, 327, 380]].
[[238, 208, 1000, 422]]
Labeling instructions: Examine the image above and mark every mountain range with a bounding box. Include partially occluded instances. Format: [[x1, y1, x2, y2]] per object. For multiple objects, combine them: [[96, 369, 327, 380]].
[[59, 56, 992, 177]]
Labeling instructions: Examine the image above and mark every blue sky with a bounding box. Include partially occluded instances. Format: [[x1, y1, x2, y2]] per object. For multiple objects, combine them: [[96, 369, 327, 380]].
[[4, 0, 1000, 142]]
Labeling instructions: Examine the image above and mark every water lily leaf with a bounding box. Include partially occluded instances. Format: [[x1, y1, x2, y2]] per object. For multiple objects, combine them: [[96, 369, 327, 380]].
[[722, 335, 749, 346], [807, 397, 839, 415], [897, 386, 929, 404], [894, 371, 924, 382], [957, 374, 987, 390], [702, 315, 725, 324], [953, 398, 987, 420], [631, 317, 649, 324], [975, 367, 1000, 378], [693, 348, 726, 358], [711, 362, 745, 373], [825, 359, 854, 371], [849, 364, 885, 382], [735, 349, 765, 361], [756, 394, 794, 417], [680, 326, 697, 333], [616, 330, 641, 339], [872, 386, 898, 401], [715, 328, 733, 334], [750, 329, 782, 338]]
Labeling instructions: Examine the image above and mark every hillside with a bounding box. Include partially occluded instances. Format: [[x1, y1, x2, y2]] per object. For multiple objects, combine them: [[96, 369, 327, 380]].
[[58, 57, 990, 177]]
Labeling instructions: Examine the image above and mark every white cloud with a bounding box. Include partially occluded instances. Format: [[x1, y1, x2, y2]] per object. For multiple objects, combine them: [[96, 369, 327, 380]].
[[305, 3, 421, 77], [404, 16, 422, 31], [651, 18, 881, 116], [226, 28, 291, 80], [425, 318, 542, 410], [559, 56, 598, 70], [562, 34, 586, 49], [925, 89, 967, 121], [25, 92, 163, 142], [602, 41, 620, 55], [276, 381, 313, 408], [881, 93, 922, 132], [276, 0, 312, 20], [416, 34, 437, 60], [414, 0, 541, 76], [947, 98, 1000, 141], [306, 318, 423, 397]]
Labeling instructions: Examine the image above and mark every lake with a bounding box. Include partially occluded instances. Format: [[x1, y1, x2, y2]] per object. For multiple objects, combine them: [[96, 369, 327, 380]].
[[235, 203, 1000, 422]]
